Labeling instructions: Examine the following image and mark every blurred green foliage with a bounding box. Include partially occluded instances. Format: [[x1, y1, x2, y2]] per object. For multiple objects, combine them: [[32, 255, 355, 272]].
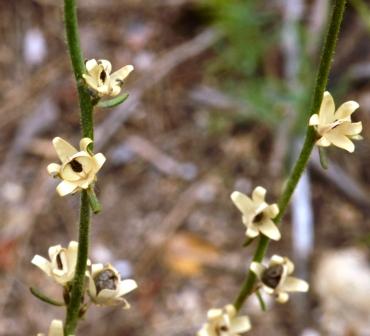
[[199, 0, 288, 125], [198, 0, 314, 131]]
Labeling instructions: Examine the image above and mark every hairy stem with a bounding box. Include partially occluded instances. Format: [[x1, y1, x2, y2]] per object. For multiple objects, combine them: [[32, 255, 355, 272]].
[[65, 192, 90, 334], [63, 0, 94, 334], [234, 0, 347, 311], [64, 0, 94, 140]]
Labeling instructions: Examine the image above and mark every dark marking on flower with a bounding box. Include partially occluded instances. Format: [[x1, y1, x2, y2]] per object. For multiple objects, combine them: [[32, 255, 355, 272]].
[[94, 269, 118, 294], [262, 264, 283, 289], [70, 159, 83, 173], [56, 253, 63, 270], [254, 212, 264, 223], [100, 70, 107, 82], [216, 325, 228, 336]]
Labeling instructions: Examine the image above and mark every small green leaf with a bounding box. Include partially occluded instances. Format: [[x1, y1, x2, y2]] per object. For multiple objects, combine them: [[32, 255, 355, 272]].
[[318, 146, 328, 170], [97, 93, 129, 108], [87, 187, 101, 214], [30, 287, 65, 307]]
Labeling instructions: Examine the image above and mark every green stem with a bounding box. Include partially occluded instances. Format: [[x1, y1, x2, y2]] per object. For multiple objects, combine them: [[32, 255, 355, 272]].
[[233, 0, 347, 311], [64, 0, 94, 334], [65, 191, 90, 335], [64, 0, 94, 140]]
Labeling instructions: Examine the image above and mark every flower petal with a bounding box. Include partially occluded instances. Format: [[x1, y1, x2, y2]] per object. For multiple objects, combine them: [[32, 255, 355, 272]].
[[224, 304, 236, 318], [335, 100, 359, 120], [52, 137, 78, 163], [60, 164, 83, 182], [270, 255, 285, 265], [252, 186, 266, 204], [309, 114, 319, 126], [265, 204, 279, 218], [120, 297, 131, 309], [80, 138, 93, 152], [259, 219, 281, 240], [230, 316, 251, 333], [31, 255, 51, 276], [87, 274, 97, 298], [196, 328, 210, 336], [318, 91, 335, 125], [91, 263, 104, 275], [316, 136, 331, 147], [83, 74, 99, 91], [47, 163, 61, 177], [66, 241, 78, 272], [281, 276, 309, 292], [110, 65, 134, 84], [93, 153, 106, 171], [56, 180, 78, 196], [110, 85, 123, 97], [118, 279, 138, 296], [335, 121, 362, 136], [48, 320, 64, 336], [325, 131, 355, 152], [98, 59, 112, 74], [207, 308, 223, 320], [245, 224, 260, 238], [97, 288, 120, 303], [230, 191, 253, 216], [85, 59, 99, 72], [250, 262, 265, 279], [276, 291, 289, 303], [285, 258, 294, 273], [48, 244, 62, 260]]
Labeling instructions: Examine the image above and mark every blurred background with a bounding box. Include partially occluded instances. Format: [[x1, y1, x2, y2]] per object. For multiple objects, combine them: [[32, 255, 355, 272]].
[[1, 0, 370, 335]]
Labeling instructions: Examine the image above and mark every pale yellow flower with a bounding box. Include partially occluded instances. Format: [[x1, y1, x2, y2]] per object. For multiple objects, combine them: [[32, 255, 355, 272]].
[[37, 320, 73, 336], [250, 255, 309, 303], [231, 187, 280, 241], [309, 91, 362, 152], [197, 304, 251, 336], [32, 241, 78, 285], [82, 59, 133, 97], [47, 137, 106, 196], [87, 263, 137, 307]]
